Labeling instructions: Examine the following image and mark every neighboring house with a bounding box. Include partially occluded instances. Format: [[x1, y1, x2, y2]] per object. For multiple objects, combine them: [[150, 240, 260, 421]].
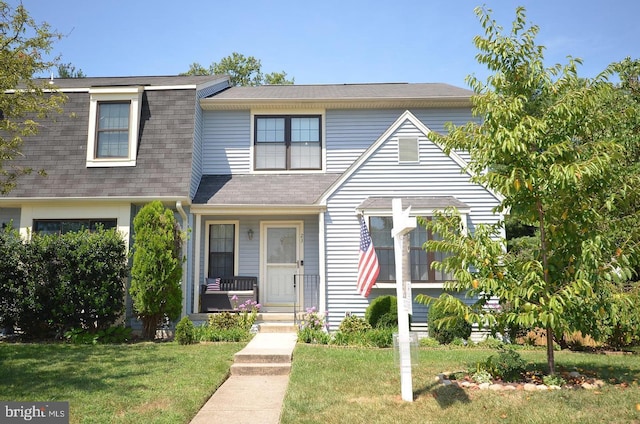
[[1, 76, 504, 332], [191, 83, 504, 330], [0, 75, 230, 321]]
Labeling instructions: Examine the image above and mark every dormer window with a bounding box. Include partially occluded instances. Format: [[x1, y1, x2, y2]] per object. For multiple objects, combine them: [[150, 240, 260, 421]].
[[86, 86, 143, 167]]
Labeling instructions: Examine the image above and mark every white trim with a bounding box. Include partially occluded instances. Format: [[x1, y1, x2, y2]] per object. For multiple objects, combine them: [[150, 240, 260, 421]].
[[204, 220, 240, 280], [193, 214, 202, 314], [86, 86, 144, 167], [190, 204, 325, 215], [318, 211, 326, 314]]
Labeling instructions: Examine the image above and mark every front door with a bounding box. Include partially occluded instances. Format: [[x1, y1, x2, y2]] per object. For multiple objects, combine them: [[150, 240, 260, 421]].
[[261, 222, 303, 309]]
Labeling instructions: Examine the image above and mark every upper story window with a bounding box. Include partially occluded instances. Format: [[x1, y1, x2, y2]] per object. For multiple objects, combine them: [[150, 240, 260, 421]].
[[254, 115, 321, 170], [86, 86, 143, 167]]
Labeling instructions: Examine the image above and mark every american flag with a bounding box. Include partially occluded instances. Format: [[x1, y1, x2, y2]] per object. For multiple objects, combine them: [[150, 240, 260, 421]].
[[207, 277, 221, 291], [356, 216, 380, 297]]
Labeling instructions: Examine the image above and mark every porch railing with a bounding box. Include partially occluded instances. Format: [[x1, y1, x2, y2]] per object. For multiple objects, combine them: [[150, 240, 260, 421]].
[[293, 274, 320, 325]]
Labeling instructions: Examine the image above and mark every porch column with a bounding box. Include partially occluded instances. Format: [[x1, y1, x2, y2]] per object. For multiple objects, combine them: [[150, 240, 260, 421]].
[[193, 214, 202, 314]]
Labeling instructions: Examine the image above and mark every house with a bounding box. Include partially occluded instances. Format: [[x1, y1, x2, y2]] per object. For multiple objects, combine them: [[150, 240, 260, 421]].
[[1, 76, 504, 332], [0, 75, 230, 321], [191, 82, 504, 330]]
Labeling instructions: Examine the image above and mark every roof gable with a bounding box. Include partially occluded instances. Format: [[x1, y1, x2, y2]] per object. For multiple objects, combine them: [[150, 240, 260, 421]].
[[318, 110, 473, 203]]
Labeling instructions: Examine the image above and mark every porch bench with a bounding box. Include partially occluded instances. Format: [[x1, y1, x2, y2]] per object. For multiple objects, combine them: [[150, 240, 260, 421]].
[[200, 276, 259, 313]]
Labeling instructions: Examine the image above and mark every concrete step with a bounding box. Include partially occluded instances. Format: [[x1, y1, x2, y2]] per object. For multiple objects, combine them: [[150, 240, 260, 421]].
[[230, 362, 292, 376], [258, 322, 298, 333], [234, 352, 292, 364]]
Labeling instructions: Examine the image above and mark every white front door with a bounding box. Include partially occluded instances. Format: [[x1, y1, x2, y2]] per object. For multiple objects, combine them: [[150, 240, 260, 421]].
[[261, 222, 303, 309]]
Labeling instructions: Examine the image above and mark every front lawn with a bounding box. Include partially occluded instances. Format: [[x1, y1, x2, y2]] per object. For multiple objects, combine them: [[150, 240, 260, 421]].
[[0, 342, 245, 424], [282, 345, 640, 424]]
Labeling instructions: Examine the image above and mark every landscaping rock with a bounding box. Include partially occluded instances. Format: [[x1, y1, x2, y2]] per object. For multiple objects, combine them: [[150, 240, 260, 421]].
[[489, 384, 503, 391], [524, 383, 538, 391], [479, 382, 491, 390]]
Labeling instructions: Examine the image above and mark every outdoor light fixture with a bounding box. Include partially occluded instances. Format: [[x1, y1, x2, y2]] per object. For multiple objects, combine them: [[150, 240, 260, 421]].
[[247, 228, 254, 240]]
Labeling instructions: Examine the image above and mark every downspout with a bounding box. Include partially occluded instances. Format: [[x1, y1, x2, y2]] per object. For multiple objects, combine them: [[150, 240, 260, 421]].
[[176, 201, 189, 318]]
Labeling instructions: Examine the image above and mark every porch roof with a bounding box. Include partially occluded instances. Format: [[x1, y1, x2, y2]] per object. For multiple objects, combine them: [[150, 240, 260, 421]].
[[193, 173, 342, 210], [356, 196, 471, 214]]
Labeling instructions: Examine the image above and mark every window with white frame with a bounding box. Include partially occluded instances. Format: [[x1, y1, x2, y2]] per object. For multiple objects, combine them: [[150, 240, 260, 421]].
[[368, 216, 451, 283], [398, 137, 419, 163], [86, 86, 143, 167], [207, 223, 237, 278], [254, 115, 321, 170]]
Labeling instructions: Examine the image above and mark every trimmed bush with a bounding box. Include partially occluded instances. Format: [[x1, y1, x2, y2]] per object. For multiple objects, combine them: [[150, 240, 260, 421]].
[[338, 315, 372, 333], [0, 226, 28, 333], [365, 295, 397, 328], [175, 317, 195, 345], [17, 228, 127, 339], [428, 298, 472, 345]]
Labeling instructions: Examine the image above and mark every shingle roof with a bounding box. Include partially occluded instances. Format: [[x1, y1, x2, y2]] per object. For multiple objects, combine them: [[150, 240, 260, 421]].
[[208, 83, 472, 100], [3, 88, 199, 199], [201, 82, 473, 110], [194, 174, 342, 205], [35, 75, 226, 90]]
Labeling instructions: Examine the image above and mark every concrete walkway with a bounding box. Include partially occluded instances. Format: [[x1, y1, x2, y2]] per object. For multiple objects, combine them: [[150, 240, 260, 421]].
[[189, 331, 297, 424]]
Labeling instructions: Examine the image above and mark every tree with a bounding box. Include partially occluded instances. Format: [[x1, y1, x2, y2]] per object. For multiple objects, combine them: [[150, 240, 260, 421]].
[[0, 1, 66, 194], [129, 201, 184, 340], [56, 62, 85, 78], [182, 52, 294, 86], [416, 7, 640, 374]]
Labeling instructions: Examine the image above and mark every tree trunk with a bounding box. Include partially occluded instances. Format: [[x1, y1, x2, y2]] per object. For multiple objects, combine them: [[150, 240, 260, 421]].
[[142, 315, 161, 340], [537, 198, 556, 375], [546, 324, 556, 375]]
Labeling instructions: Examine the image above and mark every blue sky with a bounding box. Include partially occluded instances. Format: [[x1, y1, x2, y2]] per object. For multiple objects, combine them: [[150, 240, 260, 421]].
[[15, 0, 640, 88]]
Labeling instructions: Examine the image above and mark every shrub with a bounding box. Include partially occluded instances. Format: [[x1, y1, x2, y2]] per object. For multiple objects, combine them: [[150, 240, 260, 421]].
[[64, 326, 132, 344], [418, 337, 440, 348], [477, 347, 527, 382], [365, 328, 394, 348], [338, 315, 372, 333], [208, 312, 241, 330], [427, 298, 472, 345], [175, 317, 195, 345], [19, 228, 127, 339], [365, 295, 397, 328], [195, 325, 251, 342], [299, 307, 326, 331], [375, 312, 398, 329], [0, 226, 27, 334], [130, 201, 184, 340], [298, 328, 331, 344]]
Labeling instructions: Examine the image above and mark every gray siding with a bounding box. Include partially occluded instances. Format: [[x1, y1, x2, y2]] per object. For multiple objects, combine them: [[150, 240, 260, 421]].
[[201, 110, 251, 175], [323, 117, 502, 328], [190, 81, 230, 199]]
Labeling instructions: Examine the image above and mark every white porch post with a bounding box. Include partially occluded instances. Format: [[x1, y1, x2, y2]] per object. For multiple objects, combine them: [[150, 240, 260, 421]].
[[193, 214, 202, 314], [392, 198, 416, 402]]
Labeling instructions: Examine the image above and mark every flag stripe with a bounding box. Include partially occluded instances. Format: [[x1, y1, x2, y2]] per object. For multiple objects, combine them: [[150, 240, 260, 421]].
[[357, 216, 380, 297]]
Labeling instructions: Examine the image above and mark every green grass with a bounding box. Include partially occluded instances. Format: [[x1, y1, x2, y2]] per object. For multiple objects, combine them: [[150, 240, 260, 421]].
[[0, 342, 245, 424], [282, 345, 640, 424]]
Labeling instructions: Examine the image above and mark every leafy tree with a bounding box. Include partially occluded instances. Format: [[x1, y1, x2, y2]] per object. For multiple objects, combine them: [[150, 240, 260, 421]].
[[56, 62, 85, 78], [0, 1, 66, 194], [416, 7, 640, 374], [182, 52, 294, 86], [129, 201, 184, 340]]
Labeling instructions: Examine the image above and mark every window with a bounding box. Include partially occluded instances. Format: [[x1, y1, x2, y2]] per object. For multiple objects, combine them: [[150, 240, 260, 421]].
[[208, 223, 236, 278], [369, 216, 451, 283], [254, 115, 321, 170], [398, 137, 419, 163], [33, 219, 117, 235], [86, 86, 143, 167], [96, 102, 130, 158]]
